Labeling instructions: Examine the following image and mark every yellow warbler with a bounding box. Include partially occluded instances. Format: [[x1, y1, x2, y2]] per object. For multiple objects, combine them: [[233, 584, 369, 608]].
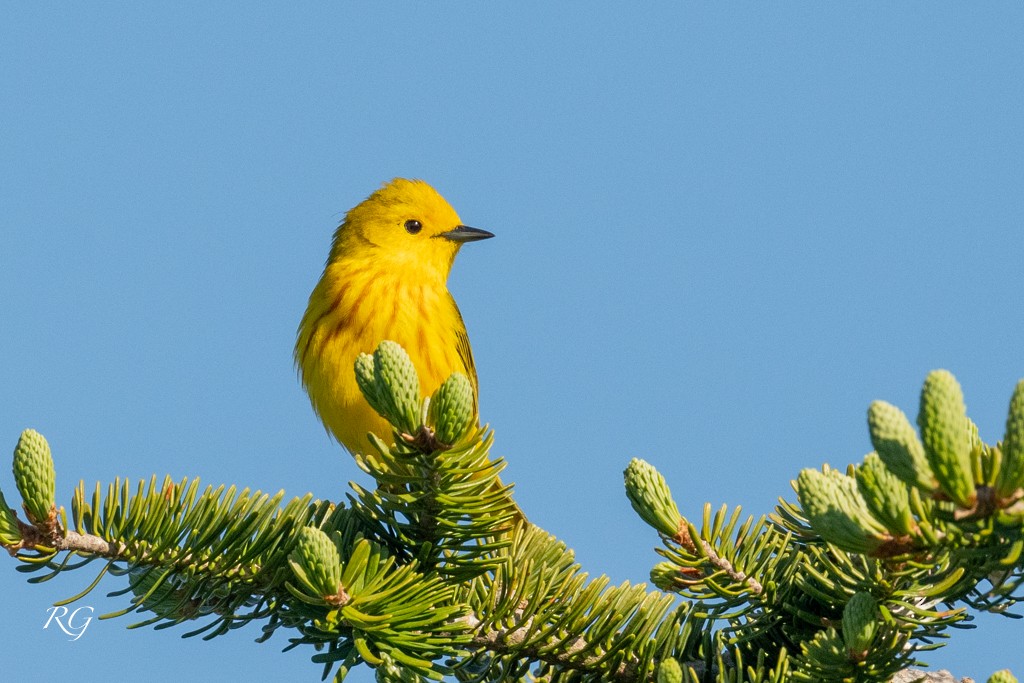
[[295, 178, 493, 455]]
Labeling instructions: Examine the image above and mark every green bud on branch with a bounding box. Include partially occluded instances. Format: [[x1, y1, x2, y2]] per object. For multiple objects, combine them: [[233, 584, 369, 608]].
[[995, 379, 1024, 501], [289, 526, 346, 605], [918, 370, 976, 508], [428, 372, 474, 447], [868, 400, 937, 492], [856, 453, 916, 537], [355, 352, 390, 421], [797, 467, 890, 555], [373, 341, 422, 435], [841, 591, 878, 656], [656, 657, 683, 683], [624, 458, 683, 539], [987, 671, 1019, 683], [12, 429, 55, 525]]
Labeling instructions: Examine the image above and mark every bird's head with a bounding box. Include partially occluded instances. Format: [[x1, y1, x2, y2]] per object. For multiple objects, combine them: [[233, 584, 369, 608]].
[[330, 178, 493, 280]]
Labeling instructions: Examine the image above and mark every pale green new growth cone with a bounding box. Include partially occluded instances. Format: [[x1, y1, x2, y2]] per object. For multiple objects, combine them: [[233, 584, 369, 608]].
[[656, 657, 683, 683], [918, 370, 975, 508], [797, 468, 889, 555], [842, 591, 878, 654], [373, 340, 422, 435], [289, 526, 344, 601], [856, 453, 916, 537], [987, 670, 1019, 683], [429, 372, 474, 446], [995, 379, 1024, 500], [355, 352, 390, 420], [12, 428, 55, 524], [624, 458, 682, 538], [868, 400, 937, 492]]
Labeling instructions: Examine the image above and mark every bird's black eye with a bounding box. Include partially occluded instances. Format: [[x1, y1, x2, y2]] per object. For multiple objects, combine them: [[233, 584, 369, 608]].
[[404, 219, 422, 235]]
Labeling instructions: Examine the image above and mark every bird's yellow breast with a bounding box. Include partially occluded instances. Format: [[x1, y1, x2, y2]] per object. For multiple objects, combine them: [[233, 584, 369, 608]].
[[296, 258, 476, 454]]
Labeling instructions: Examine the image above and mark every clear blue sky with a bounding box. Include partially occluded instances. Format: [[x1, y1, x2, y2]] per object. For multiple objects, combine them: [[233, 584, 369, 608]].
[[3, 4, 1023, 681]]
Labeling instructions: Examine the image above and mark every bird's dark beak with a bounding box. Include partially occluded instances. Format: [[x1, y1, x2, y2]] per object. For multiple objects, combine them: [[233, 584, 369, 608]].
[[437, 225, 494, 243]]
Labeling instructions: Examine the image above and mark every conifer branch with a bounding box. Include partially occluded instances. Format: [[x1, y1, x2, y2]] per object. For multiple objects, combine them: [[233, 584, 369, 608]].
[[463, 613, 641, 682], [3, 354, 1024, 682], [53, 529, 125, 557], [674, 522, 765, 595]]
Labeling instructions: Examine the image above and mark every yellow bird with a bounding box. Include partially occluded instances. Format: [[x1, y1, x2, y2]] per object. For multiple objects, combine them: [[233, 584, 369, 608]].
[[295, 178, 493, 455]]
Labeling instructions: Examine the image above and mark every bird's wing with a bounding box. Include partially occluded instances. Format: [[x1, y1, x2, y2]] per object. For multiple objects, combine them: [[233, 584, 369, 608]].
[[453, 307, 480, 409]]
